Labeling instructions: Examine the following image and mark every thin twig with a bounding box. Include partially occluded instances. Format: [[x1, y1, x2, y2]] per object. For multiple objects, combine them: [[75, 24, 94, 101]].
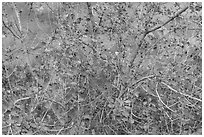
[[86, 2, 96, 34], [130, 5, 189, 68], [3, 20, 21, 39], [13, 17, 22, 36], [4, 64, 16, 79], [40, 94, 57, 123], [141, 85, 157, 97], [155, 83, 176, 113], [14, 96, 31, 105], [21, 34, 42, 92], [81, 92, 104, 107], [4, 65, 14, 94], [161, 82, 178, 93], [131, 111, 145, 121], [79, 39, 97, 53], [182, 93, 202, 102], [161, 81, 202, 102], [130, 75, 155, 88], [8, 114, 13, 135], [39, 122, 73, 133], [120, 75, 155, 98], [45, 3, 55, 14], [162, 106, 172, 121], [86, 2, 98, 64], [107, 125, 117, 135], [42, 97, 65, 109], [39, 72, 57, 122], [57, 127, 64, 135], [168, 101, 181, 108], [39, 69, 55, 94], [12, 2, 22, 33], [146, 6, 189, 34], [129, 33, 147, 68], [145, 30, 174, 55], [100, 101, 107, 123]]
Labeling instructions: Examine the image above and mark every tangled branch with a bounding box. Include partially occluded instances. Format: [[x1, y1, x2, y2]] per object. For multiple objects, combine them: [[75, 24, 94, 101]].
[[129, 5, 189, 68]]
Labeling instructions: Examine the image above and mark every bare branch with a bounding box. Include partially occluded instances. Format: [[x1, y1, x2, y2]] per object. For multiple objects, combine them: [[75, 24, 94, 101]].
[[12, 2, 22, 33], [155, 83, 176, 113], [130, 75, 155, 88], [3, 20, 21, 39], [41, 94, 57, 123], [42, 96, 65, 109], [147, 6, 189, 34], [119, 75, 155, 98], [86, 2, 96, 33], [129, 5, 189, 68], [129, 32, 147, 68], [14, 96, 31, 105], [161, 82, 178, 93], [161, 81, 202, 102]]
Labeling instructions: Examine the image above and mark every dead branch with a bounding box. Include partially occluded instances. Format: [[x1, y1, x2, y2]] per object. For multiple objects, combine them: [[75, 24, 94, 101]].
[[12, 2, 22, 33], [119, 75, 155, 98], [146, 6, 189, 34], [161, 81, 202, 102], [155, 83, 176, 113], [130, 75, 155, 88], [14, 96, 31, 105], [3, 20, 21, 39], [129, 5, 189, 68]]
